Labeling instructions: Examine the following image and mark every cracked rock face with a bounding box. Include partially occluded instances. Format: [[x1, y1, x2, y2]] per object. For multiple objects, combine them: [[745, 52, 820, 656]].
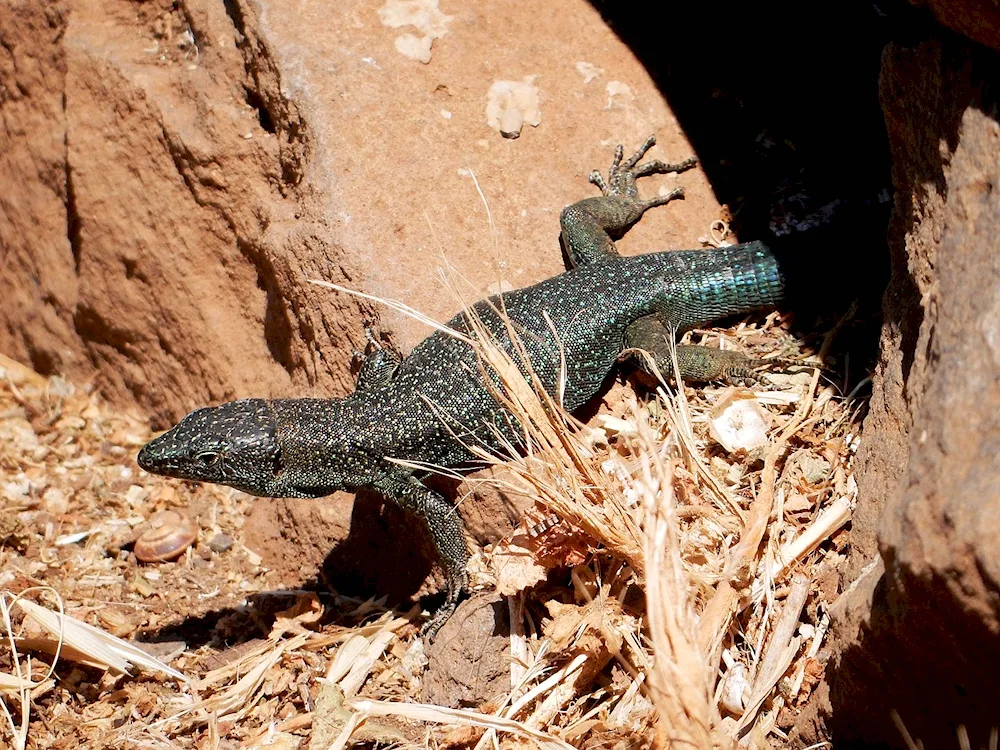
[[0, 0, 720, 425], [1, 0, 371, 421], [790, 37, 1000, 750]]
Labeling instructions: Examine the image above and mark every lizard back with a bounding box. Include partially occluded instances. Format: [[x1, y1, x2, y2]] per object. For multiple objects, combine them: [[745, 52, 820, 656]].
[[350, 242, 784, 468]]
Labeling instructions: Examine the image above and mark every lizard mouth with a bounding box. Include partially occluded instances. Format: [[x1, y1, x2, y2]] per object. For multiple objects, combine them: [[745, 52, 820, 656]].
[[137, 437, 167, 473], [137, 431, 218, 479], [136, 442, 153, 470], [137, 438, 189, 478]]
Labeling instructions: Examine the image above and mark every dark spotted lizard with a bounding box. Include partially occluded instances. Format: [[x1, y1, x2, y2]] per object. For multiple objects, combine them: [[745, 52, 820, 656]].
[[137, 137, 789, 635]]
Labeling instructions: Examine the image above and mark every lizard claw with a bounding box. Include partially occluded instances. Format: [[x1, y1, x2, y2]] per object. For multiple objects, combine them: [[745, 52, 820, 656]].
[[563, 136, 698, 266], [420, 567, 469, 639], [589, 134, 697, 202], [352, 326, 383, 366]]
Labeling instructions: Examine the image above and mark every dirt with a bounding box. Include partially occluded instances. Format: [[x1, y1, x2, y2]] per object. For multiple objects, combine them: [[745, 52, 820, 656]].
[[420, 594, 511, 708], [0, 336, 863, 748]]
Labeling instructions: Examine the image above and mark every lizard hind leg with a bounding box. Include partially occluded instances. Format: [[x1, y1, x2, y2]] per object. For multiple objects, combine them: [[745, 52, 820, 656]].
[[560, 135, 697, 267], [622, 316, 771, 385], [419, 490, 471, 638]]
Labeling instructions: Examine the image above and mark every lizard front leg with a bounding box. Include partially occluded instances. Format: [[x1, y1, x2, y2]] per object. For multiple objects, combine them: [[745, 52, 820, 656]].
[[374, 469, 470, 637], [352, 328, 403, 393], [560, 135, 696, 267]]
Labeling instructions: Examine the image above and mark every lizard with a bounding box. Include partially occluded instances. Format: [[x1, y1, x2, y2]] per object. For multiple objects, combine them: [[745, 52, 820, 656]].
[[137, 136, 789, 636]]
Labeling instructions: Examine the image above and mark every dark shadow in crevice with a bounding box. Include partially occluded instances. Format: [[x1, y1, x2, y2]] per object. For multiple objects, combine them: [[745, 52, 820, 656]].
[[829, 559, 1000, 749], [231, 237, 298, 375], [588, 0, 900, 230], [585, 0, 930, 380]]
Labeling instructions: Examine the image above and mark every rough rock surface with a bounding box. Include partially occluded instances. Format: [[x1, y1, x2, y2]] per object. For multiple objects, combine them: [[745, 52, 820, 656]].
[[420, 594, 511, 708], [2, 0, 373, 418], [1, 0, 719, 423], [810, 37, 1000, 748], [240, 488, 441, 601], [1, 4, 75, 378]]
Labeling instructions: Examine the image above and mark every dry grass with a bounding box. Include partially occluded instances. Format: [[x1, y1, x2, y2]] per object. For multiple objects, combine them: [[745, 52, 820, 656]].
[[434, 298, 857, 748], [0, 266, 861, 750]]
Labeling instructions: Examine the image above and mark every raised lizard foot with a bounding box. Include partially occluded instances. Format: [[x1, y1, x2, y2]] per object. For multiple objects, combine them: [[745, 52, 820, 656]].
[[560, 135, 697, 266], [588, 134, 697, 203]]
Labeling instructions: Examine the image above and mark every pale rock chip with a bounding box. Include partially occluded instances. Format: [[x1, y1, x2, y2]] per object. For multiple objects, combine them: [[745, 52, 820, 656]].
[[377, 0, 452, 64], [708, 390, 773, 453], [485, 77, 541, 139]]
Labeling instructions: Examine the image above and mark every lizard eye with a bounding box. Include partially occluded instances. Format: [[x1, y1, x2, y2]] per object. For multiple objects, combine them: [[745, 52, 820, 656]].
[[195, 451, 221, 466]]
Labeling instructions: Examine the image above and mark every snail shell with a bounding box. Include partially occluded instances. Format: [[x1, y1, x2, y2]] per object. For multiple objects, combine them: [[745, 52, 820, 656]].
[[135, 510, 198, 563]]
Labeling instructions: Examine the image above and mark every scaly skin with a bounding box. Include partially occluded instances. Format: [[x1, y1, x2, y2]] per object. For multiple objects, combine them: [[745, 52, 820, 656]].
[[137, 137, 786, 635]]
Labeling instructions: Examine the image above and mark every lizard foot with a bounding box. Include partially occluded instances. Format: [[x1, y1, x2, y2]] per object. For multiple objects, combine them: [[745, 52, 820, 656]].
[[622, 316, 818, 385], [351, 326, 382, 367], [420, 566, 470, 639], [352, 327, 403, 393], [560, 136, 697, 266], [588, 134, 697, 205], [620, 343, 817, 386]]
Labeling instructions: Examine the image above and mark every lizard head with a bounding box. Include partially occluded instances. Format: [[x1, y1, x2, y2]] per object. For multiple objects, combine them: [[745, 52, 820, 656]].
[[138, 398, 287, 497]]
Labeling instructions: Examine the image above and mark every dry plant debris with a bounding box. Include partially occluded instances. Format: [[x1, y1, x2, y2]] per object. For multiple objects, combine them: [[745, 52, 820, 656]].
[[0, 281, 862, 750]]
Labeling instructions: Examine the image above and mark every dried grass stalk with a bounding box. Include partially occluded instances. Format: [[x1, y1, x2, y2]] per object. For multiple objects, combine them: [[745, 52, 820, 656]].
[[697, 369, 821, 661], [736, 575, 809, 734], [14, 598, 185, 680], [342, 698, 576, 750], [456, 295, 646, 574], [631, 409, 719, 750], [169, 632, 310, 726]]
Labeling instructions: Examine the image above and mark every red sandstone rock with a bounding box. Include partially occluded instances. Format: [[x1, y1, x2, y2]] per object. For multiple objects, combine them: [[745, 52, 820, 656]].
[[0, 0, 717, 424], [795, 38, 1000, 749]]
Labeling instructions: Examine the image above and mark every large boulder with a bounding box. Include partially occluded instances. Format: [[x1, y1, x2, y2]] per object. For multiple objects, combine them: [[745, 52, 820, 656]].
[[810, 36, 1000, 748], [0, 0, 720, 423]]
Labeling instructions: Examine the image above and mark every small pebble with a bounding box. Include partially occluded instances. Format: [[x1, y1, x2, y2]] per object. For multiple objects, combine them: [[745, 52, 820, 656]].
[[208, 533, 234, 553], [800, 455, 831, 484]]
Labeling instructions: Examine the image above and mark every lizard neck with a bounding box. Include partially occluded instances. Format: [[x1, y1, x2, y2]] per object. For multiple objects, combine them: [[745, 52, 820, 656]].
[[266, 397, 382, 495]]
